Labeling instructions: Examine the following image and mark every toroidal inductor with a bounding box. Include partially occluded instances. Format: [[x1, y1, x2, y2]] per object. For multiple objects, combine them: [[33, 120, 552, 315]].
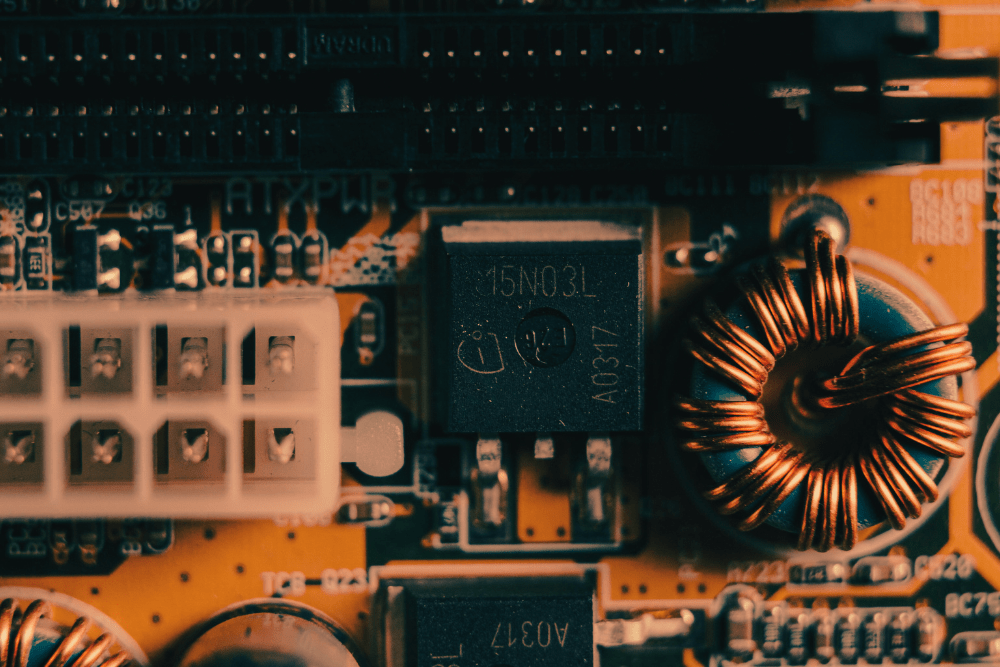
[[674, 230, 975, 552], [0, 597, 134, 667]]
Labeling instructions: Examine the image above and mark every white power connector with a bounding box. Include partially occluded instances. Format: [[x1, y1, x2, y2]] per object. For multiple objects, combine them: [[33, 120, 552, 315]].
[[0, 290, 340, 518]]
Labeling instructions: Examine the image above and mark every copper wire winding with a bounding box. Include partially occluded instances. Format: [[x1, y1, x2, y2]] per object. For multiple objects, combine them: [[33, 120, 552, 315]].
[[0, 599, 131, 667], [675, 230, 976, 551]]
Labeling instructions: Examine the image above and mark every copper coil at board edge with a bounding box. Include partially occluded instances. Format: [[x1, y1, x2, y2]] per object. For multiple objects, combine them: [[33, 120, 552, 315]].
[[673, 229, 976, 551], [0, 598, 132, 667]]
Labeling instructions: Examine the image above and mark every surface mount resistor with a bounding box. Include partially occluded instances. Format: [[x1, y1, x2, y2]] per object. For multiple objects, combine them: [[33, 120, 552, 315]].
[[787, 609, 810, 665], [358, 303, 378, 347], [271, 232, 297, 283], [174, 228, 201, 290], [836, 610, 861, 665], [337, 495, 395, 526], [761, 606, 786, 658], [951, 632, 1000, 663], [726, 596, 757, 661], [0, 235, 19, 288], [889, 612, 911, 664], [49, 520, 74, 565], [789, 562, 848, 585], [916, 610, 943, 663], [96, 229, 124, 291], [77, 520, 103, 565], [24, 180, 46, 232], [815, 611, 836, 664], [232, 232, 259, 288], [837, 611, 862, 664], [23, 235, 50, 290], [434, 502, 459, 544], [595, 612, 695, 647], [852, 557, 912, 584], [354, 298, 385, 364], [863, 613, 886, 663], [205, 233, 229, 287], [300, 231, 328, 284]]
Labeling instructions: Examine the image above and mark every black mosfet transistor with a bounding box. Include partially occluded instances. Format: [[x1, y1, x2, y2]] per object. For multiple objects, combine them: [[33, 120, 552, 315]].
[[375, 577, 595, 667], [440, 221, 643, 433]]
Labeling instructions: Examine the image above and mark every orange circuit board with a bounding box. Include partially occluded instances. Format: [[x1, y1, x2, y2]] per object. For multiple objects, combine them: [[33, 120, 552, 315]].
[[0, 3, 999, 667]]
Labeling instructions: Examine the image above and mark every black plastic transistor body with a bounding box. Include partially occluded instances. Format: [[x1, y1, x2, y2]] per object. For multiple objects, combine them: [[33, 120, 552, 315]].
[[441, 220, 643, 433]]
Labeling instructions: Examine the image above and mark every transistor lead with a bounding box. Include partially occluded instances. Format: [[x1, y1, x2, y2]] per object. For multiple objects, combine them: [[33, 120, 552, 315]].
[[470, 436, 508, 530], [570, 434, 616, 542], [586, 436, 612, 522]]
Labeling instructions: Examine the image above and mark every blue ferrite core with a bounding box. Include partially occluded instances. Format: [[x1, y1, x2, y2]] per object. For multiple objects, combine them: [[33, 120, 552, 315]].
[[689, 270, 957, 534], [22, 626, 84, 667]]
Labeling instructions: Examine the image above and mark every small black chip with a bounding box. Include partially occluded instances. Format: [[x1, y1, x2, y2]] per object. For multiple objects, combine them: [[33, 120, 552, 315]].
[[440, 221, 643, 433], [375, 577, 595, 667]]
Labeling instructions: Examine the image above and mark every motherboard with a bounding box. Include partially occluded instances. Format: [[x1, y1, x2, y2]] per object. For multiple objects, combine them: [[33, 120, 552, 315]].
[[0, 3, 999, 667]]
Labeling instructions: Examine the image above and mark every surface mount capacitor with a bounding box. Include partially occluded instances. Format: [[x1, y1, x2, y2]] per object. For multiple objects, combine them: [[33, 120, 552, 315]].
[[726, 596, 757, 661]]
